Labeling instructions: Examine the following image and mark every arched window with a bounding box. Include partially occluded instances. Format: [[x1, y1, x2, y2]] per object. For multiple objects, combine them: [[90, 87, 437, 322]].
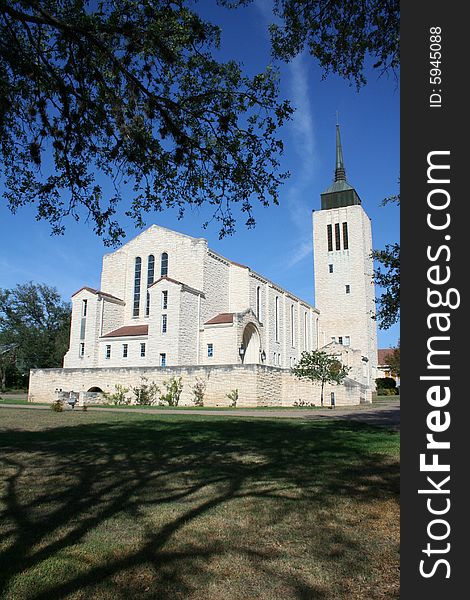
[[256, 286, 261, 321], [133, 257, 142, 317], [161, 252, 168, 276], [146, 255, 155, 316]]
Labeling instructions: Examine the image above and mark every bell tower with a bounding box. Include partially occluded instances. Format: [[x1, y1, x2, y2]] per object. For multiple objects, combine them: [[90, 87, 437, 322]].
[[313, 123, 378, 379]]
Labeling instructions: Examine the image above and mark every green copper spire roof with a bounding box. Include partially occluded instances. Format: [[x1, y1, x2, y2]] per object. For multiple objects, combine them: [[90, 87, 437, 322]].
[[335, 124, 346, 182], [320, 122, 362, 209]]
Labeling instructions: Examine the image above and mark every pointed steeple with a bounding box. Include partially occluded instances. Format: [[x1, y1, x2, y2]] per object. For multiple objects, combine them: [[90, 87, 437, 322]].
[[334, 124, 346, 182], [320, 121, 362, 210]]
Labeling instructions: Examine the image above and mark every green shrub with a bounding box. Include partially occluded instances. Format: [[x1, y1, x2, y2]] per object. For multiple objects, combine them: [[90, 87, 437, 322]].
[[51, 399, 64, 412], [159, 376, 183, 406], [103, 384, 131, 405], [376, 377, 397, 390], [191, 377, 206, 407], [226, 389, 238, 407], [132, 377, 160, 405], [293, 399, 315, 407], [378, 387, 398, 396]]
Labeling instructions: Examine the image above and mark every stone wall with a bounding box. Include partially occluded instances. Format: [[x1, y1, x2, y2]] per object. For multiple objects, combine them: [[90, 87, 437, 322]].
[[313, 204, 378, 378], [29, 364, 371, 407]]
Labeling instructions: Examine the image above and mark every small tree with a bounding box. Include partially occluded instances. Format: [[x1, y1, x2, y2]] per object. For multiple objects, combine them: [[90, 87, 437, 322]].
[[387, 342, 400, 378], [160, 376, 183, 407], [103, 384, 130, 406], [190, 377, 206, 407], [291, 351, 350, 407], [226, 389, 239, 408], [131, 377, 160, 406]]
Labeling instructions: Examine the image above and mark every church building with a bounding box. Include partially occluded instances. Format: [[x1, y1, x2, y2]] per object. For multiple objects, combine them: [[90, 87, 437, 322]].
[[29, 125, 378, 407]]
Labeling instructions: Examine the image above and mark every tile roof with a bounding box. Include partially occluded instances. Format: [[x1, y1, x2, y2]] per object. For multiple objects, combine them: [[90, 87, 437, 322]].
[[378, 348, 394, 365], [204, 313, 234, 325], [102, 325, 148, 338]]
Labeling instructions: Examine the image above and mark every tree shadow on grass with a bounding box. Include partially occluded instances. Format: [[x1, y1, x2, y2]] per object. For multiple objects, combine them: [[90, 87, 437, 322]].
[[0, 415, 399, 599]]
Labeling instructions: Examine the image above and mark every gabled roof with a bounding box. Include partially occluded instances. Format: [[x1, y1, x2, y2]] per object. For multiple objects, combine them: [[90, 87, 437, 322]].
[[72, 286, 124, 303], [204, 313, 234, 325], [148, 276, 204, 297], [102, 325, 148, 338]]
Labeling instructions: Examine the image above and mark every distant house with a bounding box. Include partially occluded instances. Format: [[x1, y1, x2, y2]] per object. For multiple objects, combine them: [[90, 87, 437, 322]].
[[377, 349, 399, 385]]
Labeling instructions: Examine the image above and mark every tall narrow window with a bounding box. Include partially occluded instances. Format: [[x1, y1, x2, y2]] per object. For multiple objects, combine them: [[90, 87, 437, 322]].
[[133, 257, 142, 317], [140, 343, 146, 357], [79, 343, 85, 358], [342, 222, 349, 250], [105, 345, 111, 359], [207, 343, 213, 358], [304, 312, 308, 349], [146, 254, 155, 317], [160, 353, 166, 367], [327, 224, 333, 252], [162, 290, 168, 309], [345, 284, 350, 294], [291, 304, 295, 347], [328, 264, 333, 273], [80, 299, 87, 340], [161, 252, 168, 276], [275, 296, 280, 342], [344, 336, 350, 346], [335, 223, 341, 250], [338, 336, 343, 345], [122, 343, 128, 358], [256, 286, 261, 321], [162, 314, 167, 333]]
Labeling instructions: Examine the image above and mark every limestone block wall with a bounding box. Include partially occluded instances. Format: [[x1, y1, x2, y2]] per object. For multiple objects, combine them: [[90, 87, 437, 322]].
[[199, 324, 238, 365], [228, 264, 250, 313], [178, 289, 200, 365], [63, 290, 102, 368], [201, 252, 230, 324], [97, 336, 149, 368], [101, 299, 125, 337], [29, 364, 371, 407], [313, 204, 378, 373], [100, 247, 128, 303], [147, 279, 181, 367], [101, 225, 207, 324]]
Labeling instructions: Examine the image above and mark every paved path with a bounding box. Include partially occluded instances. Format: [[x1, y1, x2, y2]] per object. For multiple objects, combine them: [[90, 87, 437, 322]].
[[0, 398, 400, 430]]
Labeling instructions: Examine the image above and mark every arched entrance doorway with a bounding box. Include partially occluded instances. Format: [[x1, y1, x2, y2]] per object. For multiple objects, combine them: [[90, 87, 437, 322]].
[[242, 323, 261, 364], [87, 386, 104, 393]]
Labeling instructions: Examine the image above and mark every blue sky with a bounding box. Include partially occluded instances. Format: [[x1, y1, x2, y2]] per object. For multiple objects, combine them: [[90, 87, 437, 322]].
[[0, 0, 399, 348]]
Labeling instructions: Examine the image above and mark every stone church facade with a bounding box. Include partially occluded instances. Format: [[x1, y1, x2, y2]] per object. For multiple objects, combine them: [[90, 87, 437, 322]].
[[29, 125, 378, 407]]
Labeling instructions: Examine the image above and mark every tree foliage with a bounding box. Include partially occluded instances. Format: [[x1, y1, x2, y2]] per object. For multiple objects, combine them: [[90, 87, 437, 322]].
[[0, 0, 292, 245], [386, 342, 400, 377], [291, 350, 350, 406], [373, 241, 399, 330], [0, 282, 71, 380], [222, 0, 400, 88], [373, 189, 400, 330]]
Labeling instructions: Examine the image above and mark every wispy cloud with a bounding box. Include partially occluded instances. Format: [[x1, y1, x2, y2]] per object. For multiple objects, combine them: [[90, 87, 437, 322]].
[[285, 240, 312, 268], [284, 54, 317, 266], [288, 55, 316, 175], [255, 1, 317, 269]]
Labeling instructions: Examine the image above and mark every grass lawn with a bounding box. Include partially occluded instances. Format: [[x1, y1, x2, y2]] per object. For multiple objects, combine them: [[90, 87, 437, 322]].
[[0, 408, 399, 600]]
